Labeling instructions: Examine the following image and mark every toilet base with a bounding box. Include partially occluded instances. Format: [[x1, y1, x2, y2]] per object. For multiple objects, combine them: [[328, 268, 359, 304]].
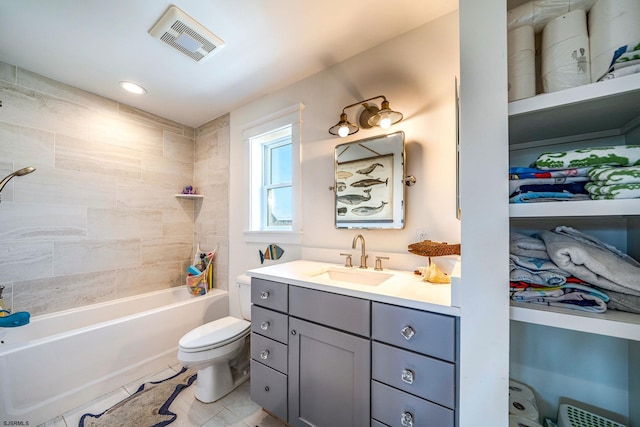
[[194, 362, 250, 403]]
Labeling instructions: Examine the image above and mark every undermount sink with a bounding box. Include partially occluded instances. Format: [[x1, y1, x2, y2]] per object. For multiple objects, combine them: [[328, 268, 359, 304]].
[[310, 267, 393, 286]]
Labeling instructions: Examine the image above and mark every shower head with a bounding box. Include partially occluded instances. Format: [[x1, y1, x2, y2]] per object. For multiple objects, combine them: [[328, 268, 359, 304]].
[[0, 166, 36, 200]]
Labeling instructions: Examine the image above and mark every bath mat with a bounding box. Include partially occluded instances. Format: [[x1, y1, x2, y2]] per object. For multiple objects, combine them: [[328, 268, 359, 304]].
[[79, 367, 197, 427]]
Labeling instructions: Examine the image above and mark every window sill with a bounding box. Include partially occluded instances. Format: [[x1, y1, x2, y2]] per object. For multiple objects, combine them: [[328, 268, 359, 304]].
[[243, 230, 302, 244]]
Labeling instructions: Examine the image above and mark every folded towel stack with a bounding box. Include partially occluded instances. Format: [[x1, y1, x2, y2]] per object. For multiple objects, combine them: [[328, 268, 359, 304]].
[[510, 226, 640, 314], [508, 166, 592, 203], [585, 165, 640, 199], [600, 40, 640, 81], [510, 146, 640, 203]]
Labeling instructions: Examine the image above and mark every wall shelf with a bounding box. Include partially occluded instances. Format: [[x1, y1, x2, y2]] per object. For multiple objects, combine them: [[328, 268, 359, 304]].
[[508, 74, 640, 145], [511, 302, 640, 342], [509, 198, 640, 218], [174, 194, 204, 199]]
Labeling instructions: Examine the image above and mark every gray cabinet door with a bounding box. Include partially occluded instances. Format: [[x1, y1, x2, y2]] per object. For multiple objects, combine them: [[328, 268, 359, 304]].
[[288, 317, 370, 427]]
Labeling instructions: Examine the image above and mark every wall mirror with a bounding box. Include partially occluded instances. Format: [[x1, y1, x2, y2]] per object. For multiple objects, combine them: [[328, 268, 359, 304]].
[[334, 131, 405, 229]]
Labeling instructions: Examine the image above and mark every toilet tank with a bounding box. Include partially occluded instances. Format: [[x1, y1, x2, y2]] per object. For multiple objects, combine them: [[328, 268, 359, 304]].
[[237, 274, 252, 320]]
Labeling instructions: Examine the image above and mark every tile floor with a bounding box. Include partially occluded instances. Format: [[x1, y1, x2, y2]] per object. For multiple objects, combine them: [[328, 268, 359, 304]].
[[39, 363, 288, 427]]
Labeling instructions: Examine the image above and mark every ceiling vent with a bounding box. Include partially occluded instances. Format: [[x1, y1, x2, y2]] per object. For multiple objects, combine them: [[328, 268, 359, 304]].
[[149, 5, 225, 62]]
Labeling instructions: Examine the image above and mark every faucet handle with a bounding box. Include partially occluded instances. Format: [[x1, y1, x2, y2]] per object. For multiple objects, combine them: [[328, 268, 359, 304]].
[[339, 253, 353, 268], [374, 256, 389, 271]]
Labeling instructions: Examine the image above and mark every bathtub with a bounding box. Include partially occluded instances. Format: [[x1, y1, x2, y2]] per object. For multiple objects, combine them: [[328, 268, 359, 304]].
[[0, 287, 229, 426]]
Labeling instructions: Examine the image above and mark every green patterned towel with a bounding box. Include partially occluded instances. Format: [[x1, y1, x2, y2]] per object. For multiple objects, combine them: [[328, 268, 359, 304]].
[[535, 145, 640, 170], [585, 182, 640, 199], [587, 165, 640, 185]]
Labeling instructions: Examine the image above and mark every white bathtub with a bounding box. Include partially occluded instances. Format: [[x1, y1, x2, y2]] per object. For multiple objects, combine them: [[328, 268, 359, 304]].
[[0, 287, 229, 425]]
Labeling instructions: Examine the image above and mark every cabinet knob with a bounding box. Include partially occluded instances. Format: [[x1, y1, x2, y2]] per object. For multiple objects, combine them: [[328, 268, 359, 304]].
[[401, 325, 415, 341], [260, 350, 270, 360], [401, 368, 415, 385], [264, 386, 270, 392], [260, 291, 269, 300], [291, 329, 297, 335], [401, 411, 414, 427], [260, 321, 270, 330]]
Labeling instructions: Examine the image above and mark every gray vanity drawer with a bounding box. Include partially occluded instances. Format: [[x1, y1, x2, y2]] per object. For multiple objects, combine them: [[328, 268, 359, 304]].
[[372, 341, 455, 409], [251, 305, 289, 344], [251, 332, 288, 374], [250, 360, 288, 422], [372, 302, 456, 362], [251, 278, 288, 312], [371, 419, 388, 427], [371, 381, 454, 427], [289, 286, 370, 337]]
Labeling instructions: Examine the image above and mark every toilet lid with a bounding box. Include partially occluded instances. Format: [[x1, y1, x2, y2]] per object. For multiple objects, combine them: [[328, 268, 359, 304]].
[[179, 316, 251, 352]]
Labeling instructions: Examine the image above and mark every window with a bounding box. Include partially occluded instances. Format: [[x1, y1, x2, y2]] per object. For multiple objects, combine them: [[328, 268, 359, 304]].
[[251, 126, 292, 230], [243, 103, 303, 243]]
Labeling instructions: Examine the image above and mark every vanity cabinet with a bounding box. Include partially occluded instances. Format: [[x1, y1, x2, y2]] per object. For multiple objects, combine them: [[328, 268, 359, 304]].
[[371, 302, 457, 427], [249, 276, 460, 426], [249, 278, 289, 421]]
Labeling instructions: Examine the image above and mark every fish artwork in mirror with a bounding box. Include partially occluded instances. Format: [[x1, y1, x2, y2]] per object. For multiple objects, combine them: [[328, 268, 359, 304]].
[[334, 131, 405, 229]]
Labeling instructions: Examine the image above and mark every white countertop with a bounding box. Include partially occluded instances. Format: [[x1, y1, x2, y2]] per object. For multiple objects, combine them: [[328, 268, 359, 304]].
[[247, 259, 461, 317]]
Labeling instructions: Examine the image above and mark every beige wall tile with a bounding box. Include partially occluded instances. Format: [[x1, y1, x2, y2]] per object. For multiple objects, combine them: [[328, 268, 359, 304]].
[[90, 114, 164, 155], [118, 104, 185, 135], [12, 271, 117, 316], [0, 61, 16, 83], [54, 239, 140, 276], [0, 203, 86, 240], [0, 122, 55, 167], [87, 208, 162, 240], [56, 134, 142, 178], [115, 262, 184, 297], [163, 130, 195, 163], [141, 152, 193, 188], [140, 235, 193, 265], [162, 209, 195, 237], [0, 241, 53, 281]]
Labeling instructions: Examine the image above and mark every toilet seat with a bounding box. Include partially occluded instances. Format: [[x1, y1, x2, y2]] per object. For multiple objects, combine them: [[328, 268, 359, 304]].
[[179, 316, 250, 353]]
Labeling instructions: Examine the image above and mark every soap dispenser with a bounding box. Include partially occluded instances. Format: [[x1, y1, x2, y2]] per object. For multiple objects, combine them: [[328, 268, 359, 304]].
[[0, 285, 7, 316]]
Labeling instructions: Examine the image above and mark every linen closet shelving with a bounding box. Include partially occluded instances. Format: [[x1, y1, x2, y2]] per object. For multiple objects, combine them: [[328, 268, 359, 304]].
[[458, 1, 640, 425], [505, 4, 640, 425]]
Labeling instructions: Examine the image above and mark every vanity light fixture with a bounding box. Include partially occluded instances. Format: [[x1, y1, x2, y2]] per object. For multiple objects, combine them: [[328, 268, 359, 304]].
[[328, 95, 403, 137], [119, 81, 147, 95]]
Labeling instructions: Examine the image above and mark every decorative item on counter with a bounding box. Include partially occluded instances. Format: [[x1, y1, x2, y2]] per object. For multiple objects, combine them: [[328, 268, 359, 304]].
[[259, 244, 284, 264], [407, 240, 460, 284], [181, 185, 197, 195]]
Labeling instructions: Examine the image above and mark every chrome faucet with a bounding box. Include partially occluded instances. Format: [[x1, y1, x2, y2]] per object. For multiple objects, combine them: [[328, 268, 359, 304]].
[[352, 234, 368, 269]]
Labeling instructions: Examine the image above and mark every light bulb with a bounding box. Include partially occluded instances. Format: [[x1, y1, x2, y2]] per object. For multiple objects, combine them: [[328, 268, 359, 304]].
[[119, 81, 146, 95], [378, 114, 392, 129], [338, 124, 350, 137]]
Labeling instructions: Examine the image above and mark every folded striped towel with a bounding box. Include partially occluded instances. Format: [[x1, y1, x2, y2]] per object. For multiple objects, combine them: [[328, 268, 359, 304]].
[[535, 145, 640, 170], [509, 192, 590, 203], [509, 176, 590, 195], [587, 165, 640, 185], [585, 182, 640, 199], [509, 166, 592, 179]]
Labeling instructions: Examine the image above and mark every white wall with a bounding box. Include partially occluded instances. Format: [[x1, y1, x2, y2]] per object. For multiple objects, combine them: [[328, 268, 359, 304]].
[[227, 12, 460, 312]]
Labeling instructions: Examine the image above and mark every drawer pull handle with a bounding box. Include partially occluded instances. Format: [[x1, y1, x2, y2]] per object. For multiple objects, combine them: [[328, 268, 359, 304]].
[[401, 411, 414, 427], [291, 329, 297, 335], [265, 386, 270, 392], [401, 369, 415, 384], [401, 325, 415, 341], [260, 350, 270, 360], [260, 321, 270, 330], [260, 291, 269, 300]]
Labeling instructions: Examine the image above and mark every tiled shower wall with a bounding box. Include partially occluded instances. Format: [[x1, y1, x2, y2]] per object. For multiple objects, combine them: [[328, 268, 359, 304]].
[[0, 61, 230, 316]]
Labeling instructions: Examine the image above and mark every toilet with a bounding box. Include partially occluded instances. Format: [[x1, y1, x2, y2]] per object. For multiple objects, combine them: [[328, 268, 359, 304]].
[[178, 274, 252, 403]]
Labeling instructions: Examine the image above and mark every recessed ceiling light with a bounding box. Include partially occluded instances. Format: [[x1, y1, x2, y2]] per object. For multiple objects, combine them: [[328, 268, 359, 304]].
[[119, 81, 146, 94]]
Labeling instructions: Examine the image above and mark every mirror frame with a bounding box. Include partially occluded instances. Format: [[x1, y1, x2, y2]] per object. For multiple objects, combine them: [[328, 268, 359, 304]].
[[334, 131, 406, 229]]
